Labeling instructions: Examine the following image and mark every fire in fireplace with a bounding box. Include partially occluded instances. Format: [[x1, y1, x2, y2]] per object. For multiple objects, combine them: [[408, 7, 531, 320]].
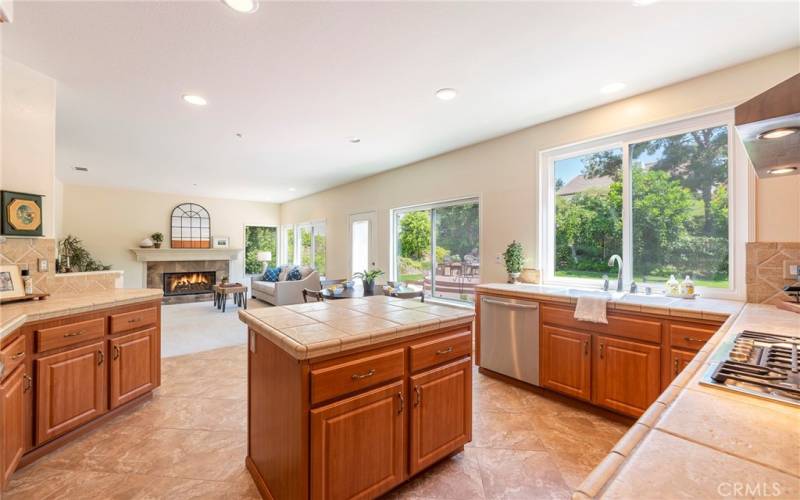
[[163, 271, 216, 296]]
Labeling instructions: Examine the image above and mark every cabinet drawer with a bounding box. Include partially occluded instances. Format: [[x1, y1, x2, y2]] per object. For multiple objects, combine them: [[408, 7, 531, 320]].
[[1, 335, 26, 381], [311, 348, 405, 405], [542, 305, 662, 344], [410, 330, 472, 372], [36, 317, 105, 353], [668, 322, 716, 350], [110, 307, 158, 335]]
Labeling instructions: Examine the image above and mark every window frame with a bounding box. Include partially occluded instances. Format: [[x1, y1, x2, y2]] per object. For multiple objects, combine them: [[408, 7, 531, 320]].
[[539, 110, 748, 300], [242, 224, 278, 276], [280, 220, 327, 275], [390, 195, 481, 304]]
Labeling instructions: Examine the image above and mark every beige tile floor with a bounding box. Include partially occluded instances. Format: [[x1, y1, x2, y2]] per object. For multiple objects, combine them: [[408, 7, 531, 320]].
[[4, 344, 630, 500]]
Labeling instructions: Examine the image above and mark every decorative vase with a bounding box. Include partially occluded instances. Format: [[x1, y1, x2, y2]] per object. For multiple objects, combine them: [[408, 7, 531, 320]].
[[363, 281, 375, 296], [508, 272, 521, 284], [139, 238, 154, 248]]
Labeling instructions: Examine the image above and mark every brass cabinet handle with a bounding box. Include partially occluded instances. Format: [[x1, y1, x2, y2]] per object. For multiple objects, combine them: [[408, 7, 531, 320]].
[[397, 392, 404, 415], [128, 318, 141, 324], [351, 369, 376, 380], [599, 343, 605, 359], [64, 330, 86, 338], [97, 350, 104, 365], [674, 358, 679, 375], [11, 351, 24, 360], [23, 374, 32, 392], [584, 341, 589, 356], [683, 336, 705, 343], [435, 346, 453, 356], [414, 386, 422, 406], [113, 345, 120, 360]]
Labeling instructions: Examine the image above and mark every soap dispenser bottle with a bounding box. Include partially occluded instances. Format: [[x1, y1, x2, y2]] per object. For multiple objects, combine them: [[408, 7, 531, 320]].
[[666, 275, 679, 296]]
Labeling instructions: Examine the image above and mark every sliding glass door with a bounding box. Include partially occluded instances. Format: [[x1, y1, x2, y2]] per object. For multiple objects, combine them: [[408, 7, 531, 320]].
[[393, 198, 479, 303], [349, 212, 376, 279]]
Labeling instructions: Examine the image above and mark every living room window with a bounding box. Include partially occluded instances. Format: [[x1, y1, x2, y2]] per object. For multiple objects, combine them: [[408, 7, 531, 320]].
[[540, 111, 744, 298], [391, 198, 480, 303], [280, 221, 327, 277], [244, 226, 277, 275]]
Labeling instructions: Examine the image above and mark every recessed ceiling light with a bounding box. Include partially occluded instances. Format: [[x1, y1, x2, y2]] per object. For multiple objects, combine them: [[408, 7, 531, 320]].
[[73, 166, 89, 172], [222, 0, 259, 13], [768, 166, 798, 175], [182, 95, 207, 106], [435, 88, 458, 101], [601, 82, 627, 94], [288, 187, 296, 192], [348, 137, 361, 144], [235, 133, 243, 139], [758, 127, 799, 140]]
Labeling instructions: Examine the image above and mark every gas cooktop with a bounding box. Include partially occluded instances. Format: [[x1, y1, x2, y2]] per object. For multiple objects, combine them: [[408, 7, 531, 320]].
[[700, 330, 800, 406]]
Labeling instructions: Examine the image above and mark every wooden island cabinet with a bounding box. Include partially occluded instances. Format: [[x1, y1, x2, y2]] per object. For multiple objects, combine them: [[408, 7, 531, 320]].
[[242, 298, 475, 500], [0, 297, 161, 491]]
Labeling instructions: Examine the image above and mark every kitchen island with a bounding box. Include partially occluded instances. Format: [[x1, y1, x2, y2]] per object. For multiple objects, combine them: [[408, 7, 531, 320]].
[[238, 295, 475, 500]]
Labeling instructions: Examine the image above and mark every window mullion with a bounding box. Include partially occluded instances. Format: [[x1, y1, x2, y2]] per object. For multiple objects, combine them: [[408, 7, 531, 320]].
[[621, 142, 633, 288]]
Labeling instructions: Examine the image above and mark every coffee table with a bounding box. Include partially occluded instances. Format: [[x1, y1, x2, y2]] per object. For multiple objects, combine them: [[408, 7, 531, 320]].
[[213, 284, 247, 312]]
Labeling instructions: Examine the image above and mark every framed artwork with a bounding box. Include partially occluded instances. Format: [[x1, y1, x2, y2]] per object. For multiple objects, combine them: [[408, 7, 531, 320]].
[[213, 236, 230, 248], [0, 265, 25, 300], [1, 191, 43, 237], [170, 203, 211, 248]]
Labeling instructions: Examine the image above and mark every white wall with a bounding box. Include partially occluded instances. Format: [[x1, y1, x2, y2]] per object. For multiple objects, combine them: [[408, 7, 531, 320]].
[[61, 184, 280, 288], [280, 48, 800, 286], [1, 57, 57, 237], [756, 175, 800, 242]]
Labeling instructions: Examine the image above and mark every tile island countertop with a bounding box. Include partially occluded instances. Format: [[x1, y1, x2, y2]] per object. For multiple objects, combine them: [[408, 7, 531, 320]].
[[238, 295, 475, 360], [0, 288, 164, 342]]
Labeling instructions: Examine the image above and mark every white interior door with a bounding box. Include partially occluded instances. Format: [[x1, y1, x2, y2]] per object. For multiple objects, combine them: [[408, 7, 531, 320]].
[[349, 212, 376, 279]]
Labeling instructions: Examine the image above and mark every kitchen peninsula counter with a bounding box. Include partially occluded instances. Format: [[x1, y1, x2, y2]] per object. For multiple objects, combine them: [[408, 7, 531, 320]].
[[239, 295, 476, 499]]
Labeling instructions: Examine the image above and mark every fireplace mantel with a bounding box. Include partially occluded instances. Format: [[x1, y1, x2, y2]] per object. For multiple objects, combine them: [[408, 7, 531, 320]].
[[130, 247, 243, 262]]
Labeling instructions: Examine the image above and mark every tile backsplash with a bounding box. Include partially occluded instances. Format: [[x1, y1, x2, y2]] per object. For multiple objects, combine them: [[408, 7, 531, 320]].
[[746, 242, 800, 305], [0, 237, 122, 296]]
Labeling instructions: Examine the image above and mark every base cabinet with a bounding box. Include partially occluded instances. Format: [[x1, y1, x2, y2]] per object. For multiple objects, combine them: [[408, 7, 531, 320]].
[[1, 367, 25, 488], [36, 342, 107, 445], [110, 328, 158, 409], [540, 326, 592, 402], [593, 335, 661, 417], [409, 358, 471, 475], [310, 381, 406, 500], [668, 348, 696, 381]]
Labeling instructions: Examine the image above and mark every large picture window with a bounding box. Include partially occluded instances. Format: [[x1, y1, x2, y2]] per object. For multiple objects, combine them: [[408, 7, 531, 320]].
[[542, 112, 740, 297], [281, 221, 326, 277], [244, 226, 277, 275], [392, 198, 479, 303]]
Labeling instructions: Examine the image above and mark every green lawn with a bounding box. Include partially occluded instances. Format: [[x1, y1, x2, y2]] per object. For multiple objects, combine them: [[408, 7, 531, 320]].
[[555, 270, 728, 289], [399, 274, 425, 284]]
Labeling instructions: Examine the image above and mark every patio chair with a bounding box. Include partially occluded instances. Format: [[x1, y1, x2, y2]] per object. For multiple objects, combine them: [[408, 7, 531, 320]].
[[302, 288, 324, 303]]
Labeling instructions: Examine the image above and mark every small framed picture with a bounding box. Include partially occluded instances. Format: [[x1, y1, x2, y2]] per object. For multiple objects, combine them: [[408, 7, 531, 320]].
[[213, 236, 230, 248], [1, 191, 44, 237], [0, 265, 25, 300]]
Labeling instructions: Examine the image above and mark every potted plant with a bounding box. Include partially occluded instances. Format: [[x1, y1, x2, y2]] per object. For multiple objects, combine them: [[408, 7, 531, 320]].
[[150, 232, 164, 249], [503, 240, 524, 284], [353, 268, 385, 296]]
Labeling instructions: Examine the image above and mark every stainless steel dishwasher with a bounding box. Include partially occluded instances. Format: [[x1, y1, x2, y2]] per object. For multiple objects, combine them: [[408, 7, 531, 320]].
[[480, 295, 540, 385]]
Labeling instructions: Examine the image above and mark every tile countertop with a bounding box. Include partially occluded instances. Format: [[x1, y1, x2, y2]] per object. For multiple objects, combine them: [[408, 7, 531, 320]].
[[0, 288, 164, 342], [475, 283, 743, 322], [239, 295, 475, 360], [574, 303, 800, 500]]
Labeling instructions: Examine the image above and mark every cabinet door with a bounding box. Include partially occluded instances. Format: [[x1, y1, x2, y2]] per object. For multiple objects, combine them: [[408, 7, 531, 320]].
[[409, 357, 471, 475], [667, 348, 696, 384], [311, 380, 405, 500], [540, 325, 591, 401], [110, 328, 157, 409], [36, 342, 106, 445], [1, 366, 25, 489], [594, 335, 660, 418]]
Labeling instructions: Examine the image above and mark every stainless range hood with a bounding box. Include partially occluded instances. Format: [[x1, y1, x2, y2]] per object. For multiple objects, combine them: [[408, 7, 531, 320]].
[[735, 73, 800, 178]]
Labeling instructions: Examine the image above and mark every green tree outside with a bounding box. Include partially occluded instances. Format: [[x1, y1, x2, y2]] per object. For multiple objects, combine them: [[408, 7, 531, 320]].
[[245, 226, 277, 275], [399, 211, 431, 260]]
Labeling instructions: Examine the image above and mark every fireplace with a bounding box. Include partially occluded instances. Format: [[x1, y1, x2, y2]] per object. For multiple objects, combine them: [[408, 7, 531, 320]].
[[163, 271, 216, 296]]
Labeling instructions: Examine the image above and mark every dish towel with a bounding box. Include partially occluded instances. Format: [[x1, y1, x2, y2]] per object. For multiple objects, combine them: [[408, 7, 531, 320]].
[[574, 295, 609, 324]]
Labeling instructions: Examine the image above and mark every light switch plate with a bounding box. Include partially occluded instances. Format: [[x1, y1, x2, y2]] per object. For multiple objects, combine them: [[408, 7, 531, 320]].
[[38, 258, 49, 273], [784, 261, 800, 280]]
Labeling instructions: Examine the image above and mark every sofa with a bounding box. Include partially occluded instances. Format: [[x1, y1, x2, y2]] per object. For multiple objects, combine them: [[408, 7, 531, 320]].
[[251, 266, 321, 306]]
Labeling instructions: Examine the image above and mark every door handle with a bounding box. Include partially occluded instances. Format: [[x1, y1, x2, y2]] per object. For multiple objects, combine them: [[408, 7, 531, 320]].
[[63, 330, 85, 338], [97, 350, 104, 365], [397, 392, 404, 414], [482, 298, 538, 309], [414, 386, 422, 406], [674, 358, 679, 375], [584, 341, 589, 356], [351, 369, 376, 380], [683, 336, 705, 344], [10, 351, 24, 360], [435, 346, 453, 356], [113, 345, 121, 360], [23, 374, 32, 392], [599, 343, 605, 359], [127, 318, 141, 324]]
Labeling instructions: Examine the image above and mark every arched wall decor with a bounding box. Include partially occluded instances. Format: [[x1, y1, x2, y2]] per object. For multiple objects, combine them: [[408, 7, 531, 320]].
[[170, 203, 212, 248]]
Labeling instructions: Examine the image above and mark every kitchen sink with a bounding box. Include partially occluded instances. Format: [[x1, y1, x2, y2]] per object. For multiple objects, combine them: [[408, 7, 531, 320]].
[[567, 288, 627, 300]]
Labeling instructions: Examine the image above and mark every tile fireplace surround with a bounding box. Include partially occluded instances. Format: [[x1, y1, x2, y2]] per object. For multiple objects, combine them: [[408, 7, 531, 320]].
[[147, 260, 229, 304]]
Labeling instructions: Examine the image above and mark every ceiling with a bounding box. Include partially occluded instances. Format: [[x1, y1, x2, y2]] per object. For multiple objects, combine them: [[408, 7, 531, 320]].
[[3, 1, 799, 203]]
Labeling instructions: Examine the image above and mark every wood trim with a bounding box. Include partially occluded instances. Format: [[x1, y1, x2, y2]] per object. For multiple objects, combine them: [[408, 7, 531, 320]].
[[245, 456, 276, 500], [735, 73, 800, 125]]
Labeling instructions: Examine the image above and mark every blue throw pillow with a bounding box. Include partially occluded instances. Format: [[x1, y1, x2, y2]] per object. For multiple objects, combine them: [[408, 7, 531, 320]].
[[287, 266, 302, 281], [263, 267, 281, 282]]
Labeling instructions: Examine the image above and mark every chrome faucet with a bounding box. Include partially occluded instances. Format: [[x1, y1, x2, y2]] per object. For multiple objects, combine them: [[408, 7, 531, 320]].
[[608, 254, 623, 292]]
